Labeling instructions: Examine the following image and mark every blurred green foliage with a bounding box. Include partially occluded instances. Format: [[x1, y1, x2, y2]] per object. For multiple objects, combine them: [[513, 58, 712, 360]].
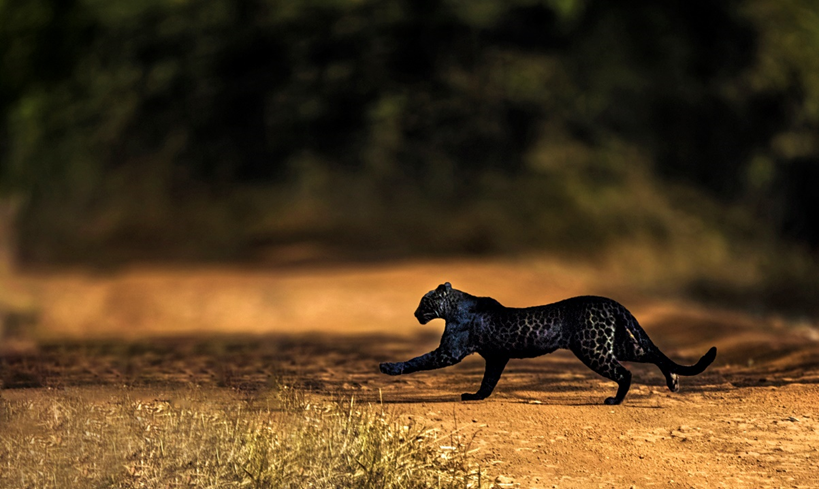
[[1, 0, 819, 276]]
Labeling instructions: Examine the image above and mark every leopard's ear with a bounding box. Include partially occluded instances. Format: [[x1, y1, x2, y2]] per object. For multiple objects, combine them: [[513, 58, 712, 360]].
[[436, 282, 451, 295]]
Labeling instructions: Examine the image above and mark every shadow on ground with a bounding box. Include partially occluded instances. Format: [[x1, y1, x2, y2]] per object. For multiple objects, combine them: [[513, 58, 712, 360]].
[[3, 329, 819, 406]]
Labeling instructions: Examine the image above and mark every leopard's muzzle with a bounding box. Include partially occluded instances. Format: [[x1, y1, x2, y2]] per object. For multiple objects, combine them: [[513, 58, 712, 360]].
[[414, 307, 436, 324]]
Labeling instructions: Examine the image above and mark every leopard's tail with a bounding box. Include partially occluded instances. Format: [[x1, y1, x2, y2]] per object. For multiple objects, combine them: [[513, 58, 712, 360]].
[[658, 346, 717, 376]]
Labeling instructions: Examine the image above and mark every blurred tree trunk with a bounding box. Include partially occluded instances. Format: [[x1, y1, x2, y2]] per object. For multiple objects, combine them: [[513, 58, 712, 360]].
[[0, 196, 32, 343], [0, 197, 19, 276]]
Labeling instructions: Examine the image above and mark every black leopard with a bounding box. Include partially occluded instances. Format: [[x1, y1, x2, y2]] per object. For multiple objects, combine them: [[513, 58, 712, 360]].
[[379, 283, 717, 405]]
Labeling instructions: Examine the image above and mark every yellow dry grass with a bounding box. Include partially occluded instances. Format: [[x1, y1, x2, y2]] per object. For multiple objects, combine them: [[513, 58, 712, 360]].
[[0, 385, 488, 489]]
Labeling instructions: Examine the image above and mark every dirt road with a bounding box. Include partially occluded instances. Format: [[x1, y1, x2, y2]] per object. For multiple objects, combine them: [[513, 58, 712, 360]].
[[3, 258, 819, 487]]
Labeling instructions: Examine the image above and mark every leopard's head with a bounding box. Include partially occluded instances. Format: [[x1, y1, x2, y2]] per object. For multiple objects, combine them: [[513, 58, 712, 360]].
[[414, 282, 458, 324]]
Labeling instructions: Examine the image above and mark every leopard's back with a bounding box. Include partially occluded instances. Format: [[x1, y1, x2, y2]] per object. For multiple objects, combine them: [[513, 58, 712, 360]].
[[471, 295, 656, 360], [471, 302, 568, 357]]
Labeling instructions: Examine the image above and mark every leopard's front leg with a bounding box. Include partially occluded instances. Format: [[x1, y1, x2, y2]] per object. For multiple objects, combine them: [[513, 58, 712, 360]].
[[461, 355, 509, 401], [380, 347, 465, 375], [381, 326, 471, 375]]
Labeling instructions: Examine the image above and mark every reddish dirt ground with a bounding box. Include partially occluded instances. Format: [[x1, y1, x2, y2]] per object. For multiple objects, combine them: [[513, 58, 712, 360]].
[[3, 257, 819, 487]]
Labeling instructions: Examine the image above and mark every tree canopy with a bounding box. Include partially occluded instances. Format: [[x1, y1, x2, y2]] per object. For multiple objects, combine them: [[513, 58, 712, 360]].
[[1, 0, 819, 263]]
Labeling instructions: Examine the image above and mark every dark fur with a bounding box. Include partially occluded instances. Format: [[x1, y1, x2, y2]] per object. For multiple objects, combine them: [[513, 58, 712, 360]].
[[380, 283, 717, 405]]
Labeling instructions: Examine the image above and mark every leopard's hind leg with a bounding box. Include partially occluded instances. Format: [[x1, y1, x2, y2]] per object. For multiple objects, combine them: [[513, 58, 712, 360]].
[[573, 343, 633, 405], [613, 315, 681, 393], [662, 369, 680, 392]]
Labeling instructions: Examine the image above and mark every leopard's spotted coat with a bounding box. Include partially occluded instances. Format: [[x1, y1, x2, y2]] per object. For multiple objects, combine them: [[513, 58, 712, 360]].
[[380, 283, 717, 405]]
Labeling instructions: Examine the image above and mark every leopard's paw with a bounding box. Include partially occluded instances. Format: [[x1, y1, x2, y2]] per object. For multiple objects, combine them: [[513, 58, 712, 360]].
[[379, 362, 403, 375]]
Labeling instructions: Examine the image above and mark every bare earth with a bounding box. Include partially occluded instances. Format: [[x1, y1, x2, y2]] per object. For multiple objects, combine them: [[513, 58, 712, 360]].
[[3, 257, 819, 488]]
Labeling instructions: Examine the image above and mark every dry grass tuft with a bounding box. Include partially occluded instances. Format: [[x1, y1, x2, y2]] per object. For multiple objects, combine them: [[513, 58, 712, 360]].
[[0, 386, 488, 488]]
